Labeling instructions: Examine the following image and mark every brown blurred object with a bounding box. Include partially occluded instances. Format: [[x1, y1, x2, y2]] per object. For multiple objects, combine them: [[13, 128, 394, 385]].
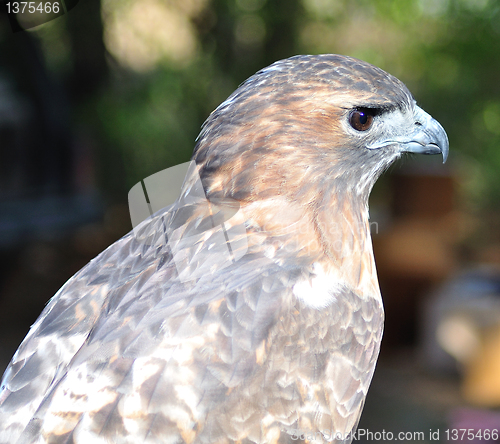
[[392, 172, 455, 219], [462, 324, 500, 407], [374, 166, 461, 348]]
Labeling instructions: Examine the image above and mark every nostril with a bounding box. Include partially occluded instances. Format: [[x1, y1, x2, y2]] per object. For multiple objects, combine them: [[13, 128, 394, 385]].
[[415, 121, 423, 126]]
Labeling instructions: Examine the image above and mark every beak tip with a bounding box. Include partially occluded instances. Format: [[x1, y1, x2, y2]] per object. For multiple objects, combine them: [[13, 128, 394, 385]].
[[441, 139, 450, 164], [441, 148, 449, 164]]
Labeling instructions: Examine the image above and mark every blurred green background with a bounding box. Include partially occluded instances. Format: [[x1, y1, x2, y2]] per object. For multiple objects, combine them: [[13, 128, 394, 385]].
[[4, 0, 500, 203], [1, 0, 500, 441], [3, 0, 500, 203]]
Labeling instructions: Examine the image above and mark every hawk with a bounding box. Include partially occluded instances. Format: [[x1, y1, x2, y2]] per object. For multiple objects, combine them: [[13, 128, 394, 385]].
[[0, 55, 448, 443]]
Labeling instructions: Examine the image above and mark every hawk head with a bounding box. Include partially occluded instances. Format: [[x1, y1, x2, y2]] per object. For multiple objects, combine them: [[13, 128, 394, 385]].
[[194, 54, 448, 204]]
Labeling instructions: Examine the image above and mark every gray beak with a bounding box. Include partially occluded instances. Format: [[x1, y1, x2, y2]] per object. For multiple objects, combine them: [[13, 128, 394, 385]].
[[400, 106, 449, 163]]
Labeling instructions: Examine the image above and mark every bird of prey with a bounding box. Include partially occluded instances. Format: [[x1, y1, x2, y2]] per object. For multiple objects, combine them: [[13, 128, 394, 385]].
[[0, 54, 448, 444]]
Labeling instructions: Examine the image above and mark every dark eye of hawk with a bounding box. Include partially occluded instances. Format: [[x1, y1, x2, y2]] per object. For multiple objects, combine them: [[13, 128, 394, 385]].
[[349, 108, 376, 131]]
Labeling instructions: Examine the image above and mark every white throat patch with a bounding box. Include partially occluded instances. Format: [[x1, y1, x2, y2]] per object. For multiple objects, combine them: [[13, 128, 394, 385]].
[[292, 262, 343, 309]]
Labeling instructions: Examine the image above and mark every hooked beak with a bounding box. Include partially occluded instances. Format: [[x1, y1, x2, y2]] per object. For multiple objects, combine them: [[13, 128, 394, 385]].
[[368, 106, 449, 163], [402, 106, 449, 163]]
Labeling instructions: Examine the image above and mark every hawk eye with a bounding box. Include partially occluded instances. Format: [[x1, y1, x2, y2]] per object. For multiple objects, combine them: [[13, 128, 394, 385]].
[[349, 109, 375, 131]]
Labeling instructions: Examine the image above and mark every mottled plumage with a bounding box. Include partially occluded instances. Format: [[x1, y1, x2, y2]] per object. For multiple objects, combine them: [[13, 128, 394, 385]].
[[0, 55, 448, 443]]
